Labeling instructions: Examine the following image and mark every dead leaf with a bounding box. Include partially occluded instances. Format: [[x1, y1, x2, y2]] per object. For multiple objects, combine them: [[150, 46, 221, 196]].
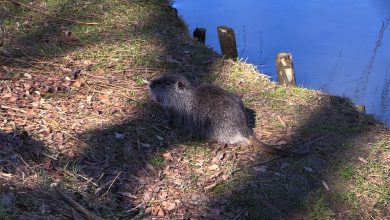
[[98, 95, 110, 104], [252, 165, 267, 172], [86, 95, 92, 104], [161, 201, 176, 211], [358, 156, 368, 164], [221, 175, 229, 180], [212, 152, 225, 163], [146, 207, 165, 217], [115, 132, 124, 140], [23, 73, 32, 79], [207, 164, 219, 171], [304, 167, 314, 173], [159, 191, 168, 200], [321, 180, 330, 191], [141, 143, 151, 148], [42, 159, 51, 170], [70, 80, 82, 88], [82, 60, 93, 66], [204, 182, 217, 190], [162, 152, 173, 161]]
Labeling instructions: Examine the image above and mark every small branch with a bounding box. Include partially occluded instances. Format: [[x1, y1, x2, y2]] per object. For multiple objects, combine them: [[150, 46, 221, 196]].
[[233, 208, 247, 220], [0, 55, 46, 70], [1, 105, 27, 114], [302, 134, 330, 147], [54, 186, 105, 220], [103, 171, 122, 195], [5, 0, 98, 25], [231, 156, 279, 174]]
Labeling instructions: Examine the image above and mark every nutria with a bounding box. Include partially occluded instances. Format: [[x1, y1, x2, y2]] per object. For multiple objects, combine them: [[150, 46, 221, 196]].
[[149, 74, 306, 157]]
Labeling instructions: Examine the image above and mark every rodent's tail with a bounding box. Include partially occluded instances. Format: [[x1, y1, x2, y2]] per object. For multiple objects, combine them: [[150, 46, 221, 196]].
[[248, 135, 308, 157]]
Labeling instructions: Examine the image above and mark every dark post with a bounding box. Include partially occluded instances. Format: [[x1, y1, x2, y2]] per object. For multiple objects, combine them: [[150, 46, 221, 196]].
[[193, 28, 206, 44], [276, 52, 296, 86], [217, 26, 238, 60]]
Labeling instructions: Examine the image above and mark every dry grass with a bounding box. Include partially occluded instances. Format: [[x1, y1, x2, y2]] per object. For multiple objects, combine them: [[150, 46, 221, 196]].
[[1, 0, 389, 219]]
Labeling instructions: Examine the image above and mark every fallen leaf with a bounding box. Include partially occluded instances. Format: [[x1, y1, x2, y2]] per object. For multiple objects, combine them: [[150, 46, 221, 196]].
[[212, 152, 225, 163], [207, 164, 219, 171], [82, 60, 93, 66], [204, 182, 217, 190], [115, 132, 124, 140], [70, 80, 82, 88], [141, 143, 152, 148], [146, 207, 165, 217], [304, 167, 314, 173], [98, 95, 110, 104], [221, 175, 229, 180], [162, 152, 173, 161], [23, 73, 32, 79], [161, 201, 176, 211], [86, 95, 92, 104], [358, 156, 368, 164], [159, 191, 168, 200], [253, 165, 267, 172], [42, 159, 52, 170], [322, 180, 330, 191]]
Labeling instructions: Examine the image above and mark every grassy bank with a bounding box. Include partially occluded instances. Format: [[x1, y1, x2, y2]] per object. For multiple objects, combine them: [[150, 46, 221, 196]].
[[1, 0, 389, 219]]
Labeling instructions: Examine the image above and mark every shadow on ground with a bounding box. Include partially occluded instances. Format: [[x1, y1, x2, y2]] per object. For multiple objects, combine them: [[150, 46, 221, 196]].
[[69, 90, 380, 219]]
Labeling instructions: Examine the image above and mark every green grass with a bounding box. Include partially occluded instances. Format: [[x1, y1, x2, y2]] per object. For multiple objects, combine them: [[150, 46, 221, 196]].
[[306, 191, 335, 220], [149, 155, 165, 169], [339, 164, 355, 180], [0, 205, 11, 220]]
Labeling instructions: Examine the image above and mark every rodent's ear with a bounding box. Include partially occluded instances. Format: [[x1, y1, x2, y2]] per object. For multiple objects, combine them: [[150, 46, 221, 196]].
[[177, 81, 186, 90]]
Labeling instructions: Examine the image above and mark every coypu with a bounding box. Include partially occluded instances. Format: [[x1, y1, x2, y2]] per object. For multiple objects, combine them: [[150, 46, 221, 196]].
[[149, 74, 306, 157]]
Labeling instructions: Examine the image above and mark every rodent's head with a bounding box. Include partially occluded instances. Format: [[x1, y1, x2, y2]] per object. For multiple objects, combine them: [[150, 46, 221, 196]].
[[149, 74, 193, 108]]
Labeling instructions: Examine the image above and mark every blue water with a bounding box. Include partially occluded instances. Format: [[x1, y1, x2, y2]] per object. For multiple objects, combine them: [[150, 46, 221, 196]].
[[173, 0, 390, 125]]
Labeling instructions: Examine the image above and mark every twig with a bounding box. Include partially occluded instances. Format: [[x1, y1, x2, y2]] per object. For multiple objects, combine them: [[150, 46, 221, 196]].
[[233, 208, 247, 220], [54, 186, 105, 220], [103, 171, 122, 195], [126, 202, 144, 213], [0, 55, 46, 70], [276, 115, 286, 127], [301, 133, 330, 147], [5, 0, 98, 25], [1, 105, 27, 114], [130, 204, 145, 220], [77, 175, 98, 187], [231, 156, 279, 174]]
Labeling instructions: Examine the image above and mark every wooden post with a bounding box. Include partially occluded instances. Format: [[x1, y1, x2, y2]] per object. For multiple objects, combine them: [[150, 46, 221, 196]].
[[217, 26, 238, 60], [355, 105, 366, 113], [276, 52, 296, 86], [193, 28, 206, 44]]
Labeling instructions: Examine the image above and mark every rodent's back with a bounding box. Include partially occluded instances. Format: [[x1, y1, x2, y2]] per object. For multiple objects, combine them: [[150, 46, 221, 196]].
[[191, 85, 251, 143]]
